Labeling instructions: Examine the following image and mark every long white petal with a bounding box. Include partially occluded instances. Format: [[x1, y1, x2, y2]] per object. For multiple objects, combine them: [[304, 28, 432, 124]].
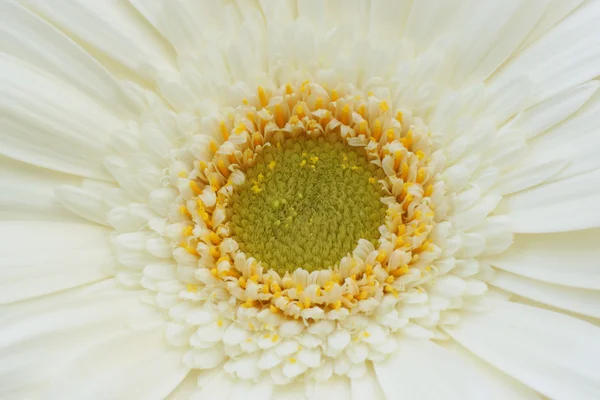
[[519, 88, 600, 181], [0, 156, 81, 221], [498, 168, 600, 233], [488, 229, 600, 289], [445, 302, 600, 400], [0, 0, 139, 117], [0, 54, 121, 178], [492, 0, 600, 107], [21, 0, 177, 79], [0, 221, 113, 304], [41, 326, 189, 400], [374, 338, 540, 400], [0, 284, 143, 396], [493, 270, 600, 318]]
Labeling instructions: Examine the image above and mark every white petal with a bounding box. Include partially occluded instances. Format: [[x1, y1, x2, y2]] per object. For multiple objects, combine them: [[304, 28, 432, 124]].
[[374, 338, 541, 400], [495, 158, 567, 195], [0, 221, 112, 304], [190, 371, 234, 400], [520, 0, 586, 49], [499, 168, 600, 232], [327, 329, 351, 352], [448, 1, 547, 85], [55, 185, 110, 225], [41, 326, 188, 400], [0, 54, 120, 178], [492, 1, 600, 107], [311, 376, 351, 400], [0, 1, 138, 117], [489, 229, 600, 289], [504, 81, 599, 141], [229, 379, 274, 400], [22, 0, 176, 79], [446, 301, 600, 400], [0, 156, 80, 220], [166, 371, 199, 400], [0, 283, 145, 395], [493, 270, 600, 318], [350, 367, 385, 400], [518, 88, 600, 180]]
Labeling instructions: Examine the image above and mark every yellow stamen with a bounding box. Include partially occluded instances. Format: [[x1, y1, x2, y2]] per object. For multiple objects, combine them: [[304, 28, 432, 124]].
[[219, 121, 229, 140], [275, 104, 285, 128], [258, 86, 268, 107], [331, 89, 339, 101], [186, 283, 198, 292], [210, 140, 218, 154], [340, 104, 350, 125], [372, 120, 382, 142]]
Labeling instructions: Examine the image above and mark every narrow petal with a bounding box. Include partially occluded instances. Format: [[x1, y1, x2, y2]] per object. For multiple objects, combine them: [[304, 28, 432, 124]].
[[498, 168, 600, 233], [0, 221, 113, 304], [350, 366, 385, 400], [520, 0, 586, 48], [0, 54, 121, 178], [504, 81, 599, 141], [0, 156, 81, 221], [488, 229, 600, 289], [492, 1, 600, 107], [493, 270, 600, 318], [374, 338, 540, 400], [41, 326, 189, 400], [0, 284, 145, 396], [520, 88, 600, 180], [0, 0, 139, 117], [21, 0, 177, 79], [446, 302, 600, 400]]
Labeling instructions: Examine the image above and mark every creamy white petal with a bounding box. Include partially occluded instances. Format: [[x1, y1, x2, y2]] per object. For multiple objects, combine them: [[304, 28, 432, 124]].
[[0, 221, 113, 304], [404, 0, 468, 51], [0, 156, 81, 221], [0, 54, 121, 178], [489, 229, 600, 289], [520, 88, 600, 180], [21, 0, 177, 79], [166, 371, 199, 400], [311, 376, 351, 400], [350, 367, 385, 400], [446, 301, 600, 400], [41, 326, 189, 400], [229, 379, 274, 400], [520, 0, 586, 49], [448, 0, 548, 85], [495, 158, 567, 195], [499, 168, 600, 233], [190, 371, 235, 400], [374, 338, 539, 400], [492, 0, 600, 107], [0, 284, 144, 396], [0, 0, 139, 118], [493, 270, 600, 318], [368, 0, 412, 40], [504, 81, 598, 141]]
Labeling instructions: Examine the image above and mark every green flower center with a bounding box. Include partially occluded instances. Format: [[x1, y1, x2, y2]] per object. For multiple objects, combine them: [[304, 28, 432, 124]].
[[227, 136, 387, 274]]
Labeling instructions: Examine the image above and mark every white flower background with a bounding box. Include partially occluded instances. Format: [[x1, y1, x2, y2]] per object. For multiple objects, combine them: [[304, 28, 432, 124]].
[[2, 0, 600, 399]]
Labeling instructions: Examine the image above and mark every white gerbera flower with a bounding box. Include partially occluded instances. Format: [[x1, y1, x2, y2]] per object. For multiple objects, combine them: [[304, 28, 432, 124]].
[[2, 0, 600, 398]]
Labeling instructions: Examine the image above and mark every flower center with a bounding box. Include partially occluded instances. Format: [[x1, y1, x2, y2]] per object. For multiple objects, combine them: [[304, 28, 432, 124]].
[[169, 81, 447, 320], [228, 137, 387, 274]]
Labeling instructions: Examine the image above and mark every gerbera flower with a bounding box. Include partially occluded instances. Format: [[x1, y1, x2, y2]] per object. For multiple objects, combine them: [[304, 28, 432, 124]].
[[2, 0, 600, 398]]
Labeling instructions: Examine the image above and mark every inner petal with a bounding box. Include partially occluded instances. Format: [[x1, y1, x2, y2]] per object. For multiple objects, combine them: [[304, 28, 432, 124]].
[[228, 137, 387, 274]]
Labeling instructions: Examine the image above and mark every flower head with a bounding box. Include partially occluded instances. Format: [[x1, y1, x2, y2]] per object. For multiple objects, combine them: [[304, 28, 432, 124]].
[[2, 0, 600, 399]]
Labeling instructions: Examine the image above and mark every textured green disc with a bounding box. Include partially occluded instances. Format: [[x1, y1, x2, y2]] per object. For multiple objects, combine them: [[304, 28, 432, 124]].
[[227, 136, 387, 274]]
